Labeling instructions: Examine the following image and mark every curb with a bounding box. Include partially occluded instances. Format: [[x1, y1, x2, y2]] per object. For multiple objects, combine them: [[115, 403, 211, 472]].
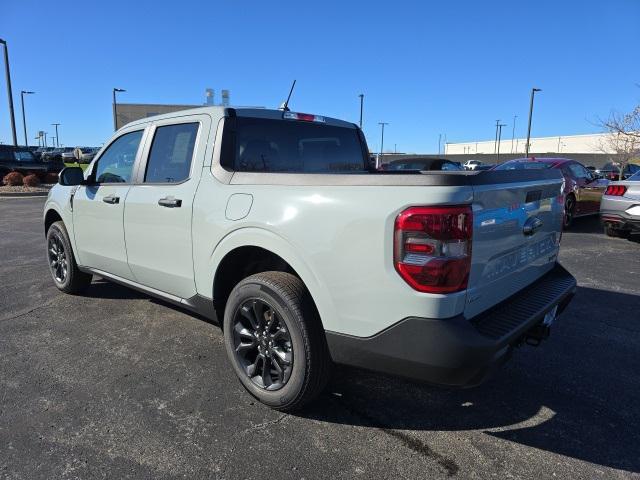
[[0, 191, 49, 198]]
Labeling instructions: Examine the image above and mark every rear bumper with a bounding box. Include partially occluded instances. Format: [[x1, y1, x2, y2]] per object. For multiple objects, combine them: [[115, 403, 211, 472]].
[[600, 211, 640, 232], [326, 263, 576, 387]]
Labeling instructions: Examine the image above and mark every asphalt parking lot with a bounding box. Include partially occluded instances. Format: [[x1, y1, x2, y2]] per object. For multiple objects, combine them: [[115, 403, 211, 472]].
[[1, 197, 639, 479]]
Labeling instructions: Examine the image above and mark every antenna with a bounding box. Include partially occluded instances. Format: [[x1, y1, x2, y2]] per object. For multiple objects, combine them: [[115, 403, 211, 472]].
[[279, 79, 296, 111]]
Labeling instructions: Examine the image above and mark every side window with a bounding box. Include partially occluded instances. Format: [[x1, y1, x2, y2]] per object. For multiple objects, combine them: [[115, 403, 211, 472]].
[[568, 163, 589, 179], [144, 123, 199, 183], [94, 130, 143, 183]]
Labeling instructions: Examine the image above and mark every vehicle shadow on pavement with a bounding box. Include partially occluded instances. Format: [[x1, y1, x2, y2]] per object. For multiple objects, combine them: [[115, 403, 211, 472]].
[[566, 215, 603, 234], [84, 279, 150, 300], [298, 285, 640, 474], [570, 215, 640, 242], [85, 279, 220, 325]]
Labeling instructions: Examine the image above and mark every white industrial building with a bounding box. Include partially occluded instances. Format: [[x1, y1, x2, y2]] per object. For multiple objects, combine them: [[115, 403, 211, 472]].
[[445, 132, 615, 155]]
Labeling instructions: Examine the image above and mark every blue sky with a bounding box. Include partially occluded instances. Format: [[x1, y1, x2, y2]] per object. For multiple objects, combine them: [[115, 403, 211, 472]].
[[1, 0, 639, 152]]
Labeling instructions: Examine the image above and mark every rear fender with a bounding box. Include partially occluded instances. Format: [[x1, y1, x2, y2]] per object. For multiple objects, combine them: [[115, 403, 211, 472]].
[[198, 227, 336, 330]]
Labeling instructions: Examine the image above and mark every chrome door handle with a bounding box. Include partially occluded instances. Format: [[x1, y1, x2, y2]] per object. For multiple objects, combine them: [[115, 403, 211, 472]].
[[158, 196, 182, 208], [103, 195, 120, 204]]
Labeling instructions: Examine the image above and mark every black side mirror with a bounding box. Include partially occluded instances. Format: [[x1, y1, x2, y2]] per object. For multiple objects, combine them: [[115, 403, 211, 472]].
[[58, 166, 85, 186]]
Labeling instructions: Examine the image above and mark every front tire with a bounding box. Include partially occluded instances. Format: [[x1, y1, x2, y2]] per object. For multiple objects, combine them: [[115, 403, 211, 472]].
[[223, 272, 331, 411], [46, 221, 92, 294]]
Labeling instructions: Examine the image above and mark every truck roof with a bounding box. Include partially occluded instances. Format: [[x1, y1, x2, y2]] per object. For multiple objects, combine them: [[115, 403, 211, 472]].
[[123, 106, 357, 130]]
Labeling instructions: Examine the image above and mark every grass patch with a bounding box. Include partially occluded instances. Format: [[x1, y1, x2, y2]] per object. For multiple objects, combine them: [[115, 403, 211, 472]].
[[64, 162, 89, 171]]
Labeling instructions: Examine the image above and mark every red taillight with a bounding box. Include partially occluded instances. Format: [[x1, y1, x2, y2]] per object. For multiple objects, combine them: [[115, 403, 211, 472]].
[[605, 185, 627, 196], [394, 206, 472, 294]]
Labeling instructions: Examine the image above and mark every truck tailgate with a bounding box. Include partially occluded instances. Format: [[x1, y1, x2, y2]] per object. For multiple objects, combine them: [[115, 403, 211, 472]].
[[464, 174, 564, 319]]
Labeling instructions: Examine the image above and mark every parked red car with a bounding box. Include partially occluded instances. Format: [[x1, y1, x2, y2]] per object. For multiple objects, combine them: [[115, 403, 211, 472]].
[[493, 158, 608, 228]]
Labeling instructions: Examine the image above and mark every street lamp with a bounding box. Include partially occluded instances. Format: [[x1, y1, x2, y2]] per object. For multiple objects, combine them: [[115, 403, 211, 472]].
[[511, 115, 517, 153], [20, 90, 35, 146], [0, 39, 17, 146], [525, 88, 542, 157], [496, 122, 506, 162], [112, 87, 126, 131], [378, 122, 389, 157], [51, 123, 60, 147], [358, 94, 364, 129]]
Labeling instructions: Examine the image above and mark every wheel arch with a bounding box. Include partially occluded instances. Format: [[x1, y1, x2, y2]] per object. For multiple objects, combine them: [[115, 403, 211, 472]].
[[203, 228, 335, 331], [44, 208, 64, 236]]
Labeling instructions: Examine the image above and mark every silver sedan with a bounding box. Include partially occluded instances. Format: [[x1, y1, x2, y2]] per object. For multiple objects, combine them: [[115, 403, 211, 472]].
[[600, 169, 640, 237]]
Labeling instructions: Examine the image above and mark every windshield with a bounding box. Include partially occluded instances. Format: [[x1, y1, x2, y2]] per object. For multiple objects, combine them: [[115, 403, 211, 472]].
[[494, 161, 552, 170], [221, 117, 367, 173]]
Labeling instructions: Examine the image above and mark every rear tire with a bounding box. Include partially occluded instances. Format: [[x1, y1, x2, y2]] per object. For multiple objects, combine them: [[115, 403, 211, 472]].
[[223, 272, 331, 411], [46, 221, 92, 294], [604, 225, 629, 238]]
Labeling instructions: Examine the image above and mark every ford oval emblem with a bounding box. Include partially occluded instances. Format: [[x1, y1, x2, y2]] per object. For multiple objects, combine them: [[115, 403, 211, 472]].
[[523, 216, 543, 236]]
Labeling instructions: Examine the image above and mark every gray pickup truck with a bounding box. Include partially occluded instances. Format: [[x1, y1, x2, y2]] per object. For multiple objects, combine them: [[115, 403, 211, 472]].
[[44, 106, 577, 410]]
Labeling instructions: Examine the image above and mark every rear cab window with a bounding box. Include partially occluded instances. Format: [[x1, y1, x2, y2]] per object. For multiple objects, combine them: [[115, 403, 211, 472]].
[[221, 116, 368, 173]]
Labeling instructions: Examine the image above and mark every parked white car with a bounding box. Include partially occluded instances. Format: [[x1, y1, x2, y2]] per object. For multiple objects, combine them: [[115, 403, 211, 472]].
[[44, 107, 576, 410]]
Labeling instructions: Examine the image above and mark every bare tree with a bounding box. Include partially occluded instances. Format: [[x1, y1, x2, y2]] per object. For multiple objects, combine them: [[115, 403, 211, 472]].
[[599, 103, 640, 179]]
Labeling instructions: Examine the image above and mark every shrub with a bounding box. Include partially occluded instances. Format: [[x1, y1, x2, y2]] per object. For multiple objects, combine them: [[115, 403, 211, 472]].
[[44, 172, 59, 184], [23, 174, 41, 187], [3, 171, 23, 186]]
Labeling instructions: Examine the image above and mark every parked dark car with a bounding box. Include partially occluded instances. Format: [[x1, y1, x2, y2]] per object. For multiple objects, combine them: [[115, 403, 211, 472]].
[[80, 147, 100, 163], [60, 147, 98, 164], [380, 157, 464, 171], [40, 147, 69, 173], [596, 162, 640, 181], [0, 145, 50, 177], [42, 147, 74, 163], [493, 158, 608, 228], [34, 147, 54, 160]]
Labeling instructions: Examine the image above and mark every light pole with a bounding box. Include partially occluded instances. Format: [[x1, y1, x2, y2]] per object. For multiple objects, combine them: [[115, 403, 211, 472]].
[[0, 39, 17, 146], [438, 133, 442, 155], [20, 90, 35, 146], [525, 88, 542, 157], [511, 115, 517, 153], [378, 122, 388, 156], [496, 123, 506, 163], [43, 132, 48, 148], [493, 119, 500, 154], [358, 94, 364, 129], [51, 123, 60, 147], [112, 88, 126, 131]]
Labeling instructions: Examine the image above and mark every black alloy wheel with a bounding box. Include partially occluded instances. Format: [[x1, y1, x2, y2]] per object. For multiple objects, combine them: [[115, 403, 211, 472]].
[[48, 232, 69, 283], [232, 298, 293, 390]]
